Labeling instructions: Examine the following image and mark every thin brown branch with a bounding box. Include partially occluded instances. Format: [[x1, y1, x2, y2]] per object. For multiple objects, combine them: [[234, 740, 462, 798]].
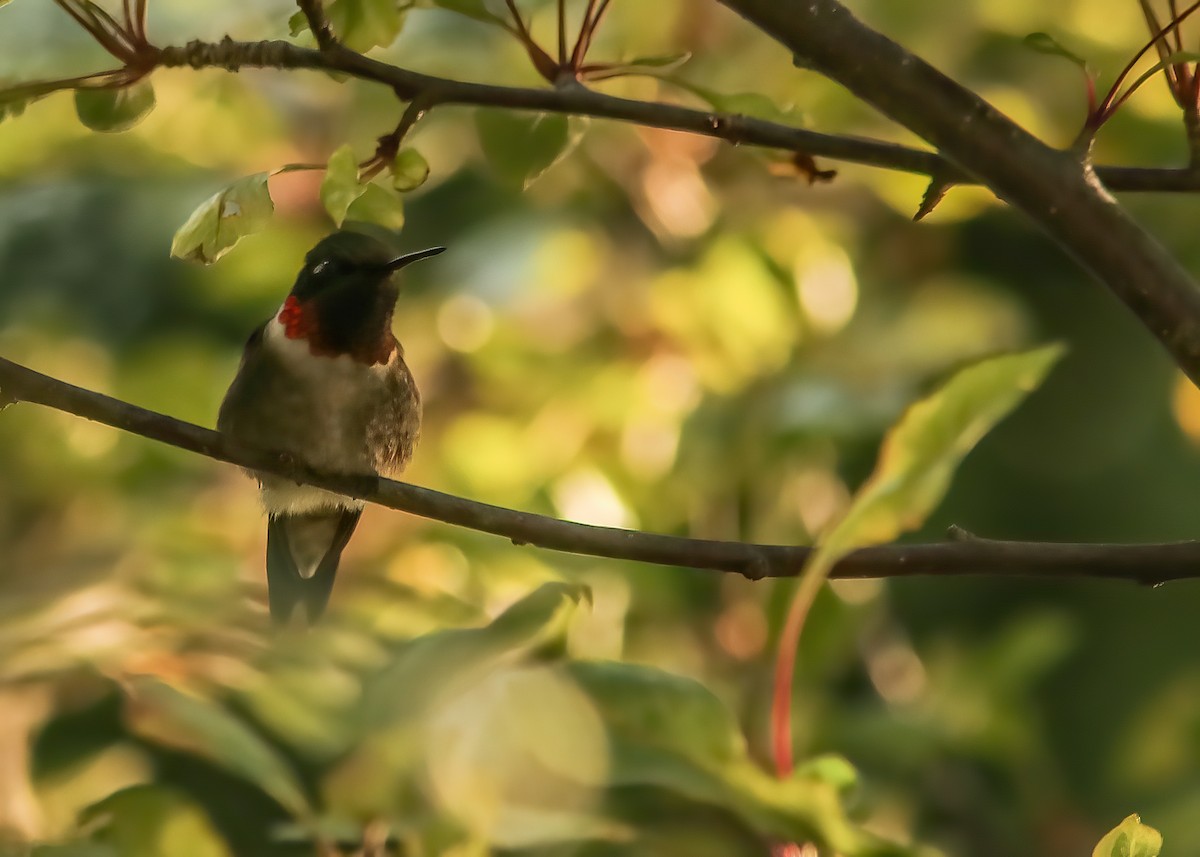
[[296, 0, 337, 51], [570, 0, 599, 69], [150, 38, 1200, 195], [1097, 0, 1200, 121], [1, 354, 1198, 586], [579, 0, 610, 67], [557, 0, 567, 65]]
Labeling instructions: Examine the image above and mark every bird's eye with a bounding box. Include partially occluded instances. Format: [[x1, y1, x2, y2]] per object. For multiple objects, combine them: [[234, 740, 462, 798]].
[[312, 261, 330, 276]]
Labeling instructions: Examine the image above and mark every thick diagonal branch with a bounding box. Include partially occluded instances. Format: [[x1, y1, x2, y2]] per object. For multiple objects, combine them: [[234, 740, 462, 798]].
[[2, 355, 1198, 585], [719, 0, 1200, 388]]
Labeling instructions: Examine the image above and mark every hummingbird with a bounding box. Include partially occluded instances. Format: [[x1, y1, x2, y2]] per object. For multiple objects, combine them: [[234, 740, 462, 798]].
[[218, 230, 445, 625]]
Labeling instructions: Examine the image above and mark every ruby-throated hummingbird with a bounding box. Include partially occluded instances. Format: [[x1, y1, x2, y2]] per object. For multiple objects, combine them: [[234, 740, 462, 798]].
[[218, 231, 445, 625]]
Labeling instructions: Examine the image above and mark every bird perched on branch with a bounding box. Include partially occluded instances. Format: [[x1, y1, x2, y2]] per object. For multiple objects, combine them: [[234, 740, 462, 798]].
[[218, 230, 445, 625]]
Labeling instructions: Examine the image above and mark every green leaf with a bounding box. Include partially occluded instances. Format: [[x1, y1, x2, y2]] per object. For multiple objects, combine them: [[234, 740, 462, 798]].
[[392, 147, 431, 191], [320, 144, 366, 226], [170, 173, 275, 265], [80, 786, 231, 857], [568, 661, 906, 856], [289, 0, 405, 50], [74, 81, 155, 133], [361, 581, 591, 728], [425, 0, 508, 26], [31, 845, 117, 857], [623, 52, 692, 70], [345, 183, 406, 229], [332, 0, 405, 51], [1092, 814, 1163, 857], [123, 677, 311, 818], [566, 660, 744, 765], [818, 344, 1064, 563], [667, 78, 805, 125], [475, 110, 578, 189], [1023, 32, 1089, 68]]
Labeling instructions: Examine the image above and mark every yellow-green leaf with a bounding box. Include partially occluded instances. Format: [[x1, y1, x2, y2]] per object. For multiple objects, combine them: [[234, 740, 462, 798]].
[[81, 786, 231, 857], [778, 345, 1064, 729], [818, 344, 1064, 562], [170, 173, 274, 265], [392, 147, 430, 191], [1092, 814, 1163, 857], [319, 144, 366, 226], [475, 110, 578, 189], [74, 81, 155, 133], [345, 183, 405, 230]]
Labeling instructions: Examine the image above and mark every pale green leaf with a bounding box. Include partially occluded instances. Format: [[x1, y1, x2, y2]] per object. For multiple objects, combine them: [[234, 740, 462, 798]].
[[345, 183, 405, 229], [320, 144, 366, 226], [475, 110, 579, 189], [74, 81, 155, 133], [170, 173, 274, 265], [1092, 814, 1163, 857], [80, 786, 231, 857], [392, 147, 430, 191], [123, 677, 311, 818]]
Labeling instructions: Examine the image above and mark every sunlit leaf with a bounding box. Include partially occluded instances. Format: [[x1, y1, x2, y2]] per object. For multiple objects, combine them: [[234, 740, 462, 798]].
[[392, 147, 431, 191], [475, 110, 579, 189], [170, 173, 274, 265], [123, 677, 311, 818], [772, 344, 1065, 801], [1092, 814, 1162, 857], [819, 344, 1063, 560], [320, 144, 366, 226], [80, 785, 231, 857], [1023, 32, 1089, 69], [74, 81, 155, 133], [345, 182, 405, 229]]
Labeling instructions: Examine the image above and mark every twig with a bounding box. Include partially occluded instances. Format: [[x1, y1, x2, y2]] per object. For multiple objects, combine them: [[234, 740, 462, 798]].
[[1, 354, 1199, 586], [151, 38, 1200, 194], [296, 0, 337, 51]]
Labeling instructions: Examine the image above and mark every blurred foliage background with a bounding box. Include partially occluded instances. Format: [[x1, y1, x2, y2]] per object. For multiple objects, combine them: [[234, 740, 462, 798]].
[[2, 0, 1200, 855]]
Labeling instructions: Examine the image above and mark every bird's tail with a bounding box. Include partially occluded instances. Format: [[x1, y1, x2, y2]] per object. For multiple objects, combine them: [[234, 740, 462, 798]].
[[265, 508, 362, 625]]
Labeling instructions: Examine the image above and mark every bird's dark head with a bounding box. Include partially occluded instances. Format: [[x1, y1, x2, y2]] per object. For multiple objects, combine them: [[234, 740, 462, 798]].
[[279, 231, 445, 364]]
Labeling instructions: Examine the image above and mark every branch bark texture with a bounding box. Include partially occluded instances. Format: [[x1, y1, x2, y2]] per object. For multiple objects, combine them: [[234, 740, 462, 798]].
[[719, 0, 1200, 387], [1, 355, 1198, 586]]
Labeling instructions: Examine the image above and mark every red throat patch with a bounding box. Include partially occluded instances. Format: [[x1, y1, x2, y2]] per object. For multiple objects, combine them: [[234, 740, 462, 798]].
[[277, 296, 396, 365]]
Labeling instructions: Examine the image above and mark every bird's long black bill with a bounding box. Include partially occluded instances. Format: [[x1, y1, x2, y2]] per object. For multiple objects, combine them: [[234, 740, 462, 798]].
[[386, 246, 446, 271]]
